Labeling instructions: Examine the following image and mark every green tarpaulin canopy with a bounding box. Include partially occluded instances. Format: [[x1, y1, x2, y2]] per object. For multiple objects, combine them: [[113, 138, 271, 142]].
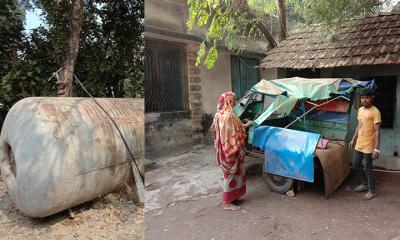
[[247, 77, 360, 125]]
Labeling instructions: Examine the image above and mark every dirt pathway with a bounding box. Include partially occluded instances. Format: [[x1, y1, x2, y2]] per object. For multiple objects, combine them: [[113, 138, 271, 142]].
[[145, 146, 400, 240]]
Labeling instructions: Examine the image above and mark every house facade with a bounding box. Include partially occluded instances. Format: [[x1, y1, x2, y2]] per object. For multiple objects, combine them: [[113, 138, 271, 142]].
[[145, 0, 268, 158], [261, 12, 400, 170]]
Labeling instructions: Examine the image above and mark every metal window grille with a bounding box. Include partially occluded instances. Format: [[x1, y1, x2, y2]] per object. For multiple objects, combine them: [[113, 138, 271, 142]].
[[145, 38, 189, 112]]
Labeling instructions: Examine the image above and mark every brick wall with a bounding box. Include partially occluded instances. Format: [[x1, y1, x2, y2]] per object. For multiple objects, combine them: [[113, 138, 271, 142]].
[[187, 43, 204, 145]]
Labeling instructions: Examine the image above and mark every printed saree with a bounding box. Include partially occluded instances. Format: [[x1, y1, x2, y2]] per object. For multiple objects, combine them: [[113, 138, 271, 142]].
[[212, 92, 246, 203]]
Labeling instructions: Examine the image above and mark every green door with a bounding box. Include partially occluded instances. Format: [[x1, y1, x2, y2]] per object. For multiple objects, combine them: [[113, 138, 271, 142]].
[[231, 56, 260, 99]]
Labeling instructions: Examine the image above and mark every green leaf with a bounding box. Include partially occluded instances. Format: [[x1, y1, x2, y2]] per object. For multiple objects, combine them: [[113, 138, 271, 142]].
[[196, 41, 206, 66], [204, 44, 218, 69]]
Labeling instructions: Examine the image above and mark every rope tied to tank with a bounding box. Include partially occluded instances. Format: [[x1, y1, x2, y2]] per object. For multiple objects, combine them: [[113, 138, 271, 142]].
[[50, 68, 145, 200]]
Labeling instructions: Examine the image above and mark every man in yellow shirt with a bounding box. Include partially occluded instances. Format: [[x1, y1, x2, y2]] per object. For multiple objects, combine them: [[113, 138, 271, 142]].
[[349, 89, 381, 200]]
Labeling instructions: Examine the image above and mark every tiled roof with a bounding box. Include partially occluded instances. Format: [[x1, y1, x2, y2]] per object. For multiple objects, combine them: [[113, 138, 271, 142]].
[[261, 12, 400, 69]]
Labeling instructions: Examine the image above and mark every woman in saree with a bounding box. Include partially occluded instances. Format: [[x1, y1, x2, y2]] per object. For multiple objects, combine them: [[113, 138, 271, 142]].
[[212, 92, 254, 211]]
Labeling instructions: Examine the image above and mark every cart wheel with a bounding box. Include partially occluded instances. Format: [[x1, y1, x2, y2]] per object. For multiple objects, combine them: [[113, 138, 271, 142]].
[[263, 160, 294, 194]]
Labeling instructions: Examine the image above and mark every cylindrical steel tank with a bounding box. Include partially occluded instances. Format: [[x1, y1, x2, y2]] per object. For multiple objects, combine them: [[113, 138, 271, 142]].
[[0, 97, 144, 217]]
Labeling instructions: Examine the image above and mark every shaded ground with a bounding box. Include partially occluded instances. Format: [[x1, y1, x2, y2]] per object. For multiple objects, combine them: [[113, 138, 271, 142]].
[[0, 176, 143, 240], [145, 146, 400, 240]]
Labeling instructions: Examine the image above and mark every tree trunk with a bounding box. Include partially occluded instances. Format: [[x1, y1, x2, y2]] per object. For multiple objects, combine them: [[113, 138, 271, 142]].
[[57, 0, 83, 97], [236, 0, 277, 48], [276, 0, 287, 39]]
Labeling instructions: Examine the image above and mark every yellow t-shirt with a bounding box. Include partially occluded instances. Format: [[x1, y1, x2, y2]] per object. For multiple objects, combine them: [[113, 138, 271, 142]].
[[355, 106, 381, 154]]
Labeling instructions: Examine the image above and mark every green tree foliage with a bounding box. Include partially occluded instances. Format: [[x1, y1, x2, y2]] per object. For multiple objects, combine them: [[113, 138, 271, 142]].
[[0, 0, 25, 77], [187, 0, 272, 69], [70, 0, 144, 98], [0, 0, 33, 124], [188, 0, 396, 68], [294, 0, 386, 27], [290, 0, 394, 41], [0, 0, 143, 125]]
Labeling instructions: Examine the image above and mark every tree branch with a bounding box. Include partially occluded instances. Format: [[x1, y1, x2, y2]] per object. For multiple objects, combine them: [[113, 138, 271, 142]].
[[276, 0, 287, 39], [235, 0, 277, 48], [392, 1, 400, 12]]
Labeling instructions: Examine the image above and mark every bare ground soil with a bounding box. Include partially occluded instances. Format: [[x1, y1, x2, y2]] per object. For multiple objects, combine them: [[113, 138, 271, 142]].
[[0, 177, 143, 240], [145, 146, 400, 240]]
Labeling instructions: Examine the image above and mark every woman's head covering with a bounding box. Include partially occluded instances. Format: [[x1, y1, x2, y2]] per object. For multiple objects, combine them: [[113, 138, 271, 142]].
[[217, 91, 236, 111], [213, 92, 245, 173]]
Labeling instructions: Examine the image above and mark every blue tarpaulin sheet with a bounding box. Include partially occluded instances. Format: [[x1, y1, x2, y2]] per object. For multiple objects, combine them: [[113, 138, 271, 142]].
[[252, 126, 321, 182]]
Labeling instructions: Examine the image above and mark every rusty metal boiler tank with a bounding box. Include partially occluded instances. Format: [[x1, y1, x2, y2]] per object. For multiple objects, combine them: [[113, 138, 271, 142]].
[[0, 97, 144, 217]]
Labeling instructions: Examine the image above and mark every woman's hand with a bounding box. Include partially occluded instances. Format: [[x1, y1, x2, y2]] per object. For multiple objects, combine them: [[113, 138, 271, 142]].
[[243, 120, 255, 128]]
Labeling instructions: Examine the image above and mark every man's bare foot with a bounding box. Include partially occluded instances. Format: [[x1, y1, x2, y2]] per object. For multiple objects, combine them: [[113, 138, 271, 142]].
[[224, 203, 241, 211]]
